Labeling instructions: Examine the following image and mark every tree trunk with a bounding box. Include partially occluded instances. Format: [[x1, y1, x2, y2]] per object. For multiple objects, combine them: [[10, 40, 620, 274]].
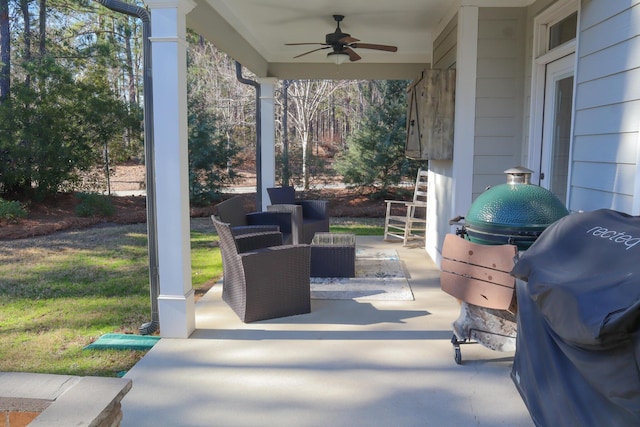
[[124, 22, 136, 106], [39, 0, 46, 56], [20, 0, 31, 88], [0, 0, 10, 100], [124, 21, 136, 149]]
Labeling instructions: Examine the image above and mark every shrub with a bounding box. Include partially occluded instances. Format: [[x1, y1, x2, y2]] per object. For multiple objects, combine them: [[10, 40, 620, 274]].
[[335, 80, 424, 195], [0, 58, 139, 199], [75, 193, 115, 217], [187, 93, 241, 207], [0, 198, 28, 222]]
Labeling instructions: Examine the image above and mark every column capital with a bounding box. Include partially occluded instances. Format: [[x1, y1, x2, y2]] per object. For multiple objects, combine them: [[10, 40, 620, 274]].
[[258, 77, 278, 86], [145, 0, 196, 14], [259, 78, 277, 100]]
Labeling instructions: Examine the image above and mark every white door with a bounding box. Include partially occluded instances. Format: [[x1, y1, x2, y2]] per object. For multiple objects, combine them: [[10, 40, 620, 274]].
[[540, 53, 574, 203]]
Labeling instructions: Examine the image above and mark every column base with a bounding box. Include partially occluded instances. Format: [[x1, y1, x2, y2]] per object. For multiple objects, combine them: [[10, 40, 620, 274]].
[[158, 289, 195, 338]]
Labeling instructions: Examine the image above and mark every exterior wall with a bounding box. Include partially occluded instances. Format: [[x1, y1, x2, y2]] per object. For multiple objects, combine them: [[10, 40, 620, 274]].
[[473, 8, 527, 197], [570, 0, 640, 214]]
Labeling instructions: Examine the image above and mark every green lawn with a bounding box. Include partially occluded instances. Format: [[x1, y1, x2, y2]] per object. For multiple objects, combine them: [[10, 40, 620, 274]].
[[330, 217, 385, 236], [0, 222, 221, 377], [330, 224, 384, 235], [0, 218, 382, 377]]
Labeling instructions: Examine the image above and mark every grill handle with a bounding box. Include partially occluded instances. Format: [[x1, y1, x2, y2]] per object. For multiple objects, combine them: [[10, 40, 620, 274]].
[[449, 216, 465, 226]]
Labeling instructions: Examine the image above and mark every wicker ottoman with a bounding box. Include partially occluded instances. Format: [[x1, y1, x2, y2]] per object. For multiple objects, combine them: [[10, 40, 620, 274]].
[[310, 232, 356, 277]]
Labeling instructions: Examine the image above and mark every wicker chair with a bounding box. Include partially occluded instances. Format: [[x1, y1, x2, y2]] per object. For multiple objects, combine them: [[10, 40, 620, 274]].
[[212, 216, 311, 323], [267, 186, 330, 244], [214, 196, 295, 244]]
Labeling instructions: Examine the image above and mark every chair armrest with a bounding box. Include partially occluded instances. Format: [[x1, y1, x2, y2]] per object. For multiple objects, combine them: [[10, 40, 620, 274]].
[[234, 231, 283, 253], [405, 201, 427, 207], [267, 204, 303, 222], [247, 211, 293, 234], [384, 200, 410, 205], [266, 205, 303, 243], [297, 200, 328, 219], [240, 244, 311, 280], [230, 225, 279, 237]]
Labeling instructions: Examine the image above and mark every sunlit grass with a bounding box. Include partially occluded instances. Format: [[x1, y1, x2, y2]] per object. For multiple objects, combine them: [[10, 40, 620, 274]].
[[0, 223, 221, 377], [330, 217, 384, 236], [330, 224, 384, 235], [191, 229, 222, 288]]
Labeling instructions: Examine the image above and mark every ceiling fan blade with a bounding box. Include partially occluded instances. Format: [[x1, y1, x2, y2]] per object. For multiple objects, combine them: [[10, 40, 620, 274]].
[[293, 46, 331, 58], [338, 36, 360, 44], [285, 42, 326, 46], [344, 47, 361, 62], [350, 43, 398, 52]]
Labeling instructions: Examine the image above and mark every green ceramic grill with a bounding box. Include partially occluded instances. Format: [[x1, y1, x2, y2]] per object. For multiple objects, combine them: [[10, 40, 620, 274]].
[[463, 167, 569, 250]]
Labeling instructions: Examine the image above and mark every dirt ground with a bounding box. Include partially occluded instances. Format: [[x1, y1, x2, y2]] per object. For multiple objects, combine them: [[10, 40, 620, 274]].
[[0, 165, 401, 240]]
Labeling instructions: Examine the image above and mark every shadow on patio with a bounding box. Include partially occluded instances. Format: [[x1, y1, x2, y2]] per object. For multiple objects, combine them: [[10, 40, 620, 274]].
[[120, 236, 534, 427]]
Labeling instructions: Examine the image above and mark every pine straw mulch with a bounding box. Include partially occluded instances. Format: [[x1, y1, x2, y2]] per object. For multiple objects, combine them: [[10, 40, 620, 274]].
[[0, 187, 409, 241]]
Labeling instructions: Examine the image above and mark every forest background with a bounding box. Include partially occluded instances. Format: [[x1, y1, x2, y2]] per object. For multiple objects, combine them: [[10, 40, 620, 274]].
[[0, 0, 423, 217]]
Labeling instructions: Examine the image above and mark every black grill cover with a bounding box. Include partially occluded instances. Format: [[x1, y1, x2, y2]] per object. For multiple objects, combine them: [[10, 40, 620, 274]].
[[510, 209, 640, 427]]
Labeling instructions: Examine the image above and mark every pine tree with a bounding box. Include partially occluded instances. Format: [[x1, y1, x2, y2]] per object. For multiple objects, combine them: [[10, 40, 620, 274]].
[[335, 80, 421, 195]]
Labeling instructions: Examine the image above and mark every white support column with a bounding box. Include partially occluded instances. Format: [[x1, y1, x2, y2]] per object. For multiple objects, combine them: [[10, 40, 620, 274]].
[[146, 0, 195, 338], [259, 78, 277, 211]]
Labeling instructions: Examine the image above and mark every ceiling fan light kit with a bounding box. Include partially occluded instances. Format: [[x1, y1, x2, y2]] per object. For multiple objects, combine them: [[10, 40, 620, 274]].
[[327, 51, 349, 65], [286, 14, 398, 64]]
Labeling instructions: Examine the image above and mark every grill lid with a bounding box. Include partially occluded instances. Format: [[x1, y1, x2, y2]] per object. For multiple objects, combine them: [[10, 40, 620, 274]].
[[464, 167, 569, 247]]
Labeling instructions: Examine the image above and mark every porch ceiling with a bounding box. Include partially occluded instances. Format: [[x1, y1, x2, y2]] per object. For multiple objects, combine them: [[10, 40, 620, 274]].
[[187, 0, 535, 81]]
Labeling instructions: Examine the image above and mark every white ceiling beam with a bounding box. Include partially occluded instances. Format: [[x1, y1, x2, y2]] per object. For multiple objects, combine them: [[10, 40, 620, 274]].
[[187, 0, 269, 76]]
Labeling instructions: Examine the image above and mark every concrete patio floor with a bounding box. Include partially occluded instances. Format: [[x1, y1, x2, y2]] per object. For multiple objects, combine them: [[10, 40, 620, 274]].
[[120, 236, 534, 427]]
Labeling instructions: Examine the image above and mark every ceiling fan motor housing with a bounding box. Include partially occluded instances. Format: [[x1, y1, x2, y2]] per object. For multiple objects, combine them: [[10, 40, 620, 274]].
[[326, 31, 350, 45], [326, 15, 349, 45]]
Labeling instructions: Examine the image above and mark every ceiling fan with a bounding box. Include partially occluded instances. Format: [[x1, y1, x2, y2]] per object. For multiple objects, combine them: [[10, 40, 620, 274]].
[[285, 14, 398, 62]]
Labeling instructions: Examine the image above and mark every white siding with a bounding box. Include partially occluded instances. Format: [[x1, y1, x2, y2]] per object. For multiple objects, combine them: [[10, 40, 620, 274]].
[[573, 133, 637, 164], [570, 187, 634, 213], [574, 101, 640, 135], [572, 162, 636, 195], [474, 136, 517, 155], [475, 79, 519, 98], [577, 38, 640, 83], [580, 0, 640, 29], [575, 67, 640, 108], [579, 1, 640, 55], [572, 0, 640, 214], [433, 14, 458, 70], [473, 8, 526, 198]]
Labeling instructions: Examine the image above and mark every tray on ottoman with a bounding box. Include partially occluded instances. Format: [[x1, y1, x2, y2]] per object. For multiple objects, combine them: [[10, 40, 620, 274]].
[[310, 232, 356, 278]]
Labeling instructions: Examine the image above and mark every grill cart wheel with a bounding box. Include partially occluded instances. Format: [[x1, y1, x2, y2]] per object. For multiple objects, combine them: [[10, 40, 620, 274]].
[[451, 334, 463, 364]]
